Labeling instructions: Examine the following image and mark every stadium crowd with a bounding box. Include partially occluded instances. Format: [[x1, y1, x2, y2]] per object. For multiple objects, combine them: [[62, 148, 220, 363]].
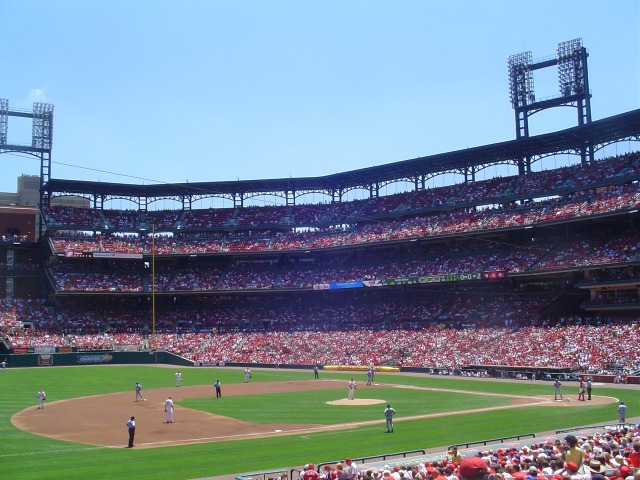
[[44, 181, 640, 256], [301, 425, 640, 480], [4, 153, 640, 380], [41, 153, 639, 253], [2, 296, 638, 376], [45, 228, 640, 293]]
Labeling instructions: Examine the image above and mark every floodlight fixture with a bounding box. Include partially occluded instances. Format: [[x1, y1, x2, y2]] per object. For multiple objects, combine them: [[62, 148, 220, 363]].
[[557, 38, 585, 97], [508, 51, 534, 109], [32, 102, 54, 149]]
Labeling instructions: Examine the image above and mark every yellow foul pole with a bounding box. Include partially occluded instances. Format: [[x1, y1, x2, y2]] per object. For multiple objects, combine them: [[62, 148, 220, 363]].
[[151, 224, 157, 364]]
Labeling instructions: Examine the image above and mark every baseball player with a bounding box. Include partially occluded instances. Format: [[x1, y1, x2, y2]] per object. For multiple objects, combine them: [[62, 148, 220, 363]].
[[553, 379, 563, 400], [175, 371, 182, 387], [37, 388, 46, 409], [384, 403, 396, 432], [165, 396, 174, 423], [347, 378, 356, 400], [244, 368, 251, 383], [617, 400, 627, 424], [135, 382, 146, 401]]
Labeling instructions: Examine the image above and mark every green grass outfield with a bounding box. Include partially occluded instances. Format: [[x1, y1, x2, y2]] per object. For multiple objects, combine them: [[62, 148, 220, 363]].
[[0, 365, 636, 480]]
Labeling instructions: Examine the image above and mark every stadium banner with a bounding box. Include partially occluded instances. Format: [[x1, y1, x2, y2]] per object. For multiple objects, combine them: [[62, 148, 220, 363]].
[[384, 272, 482, 285], [56, 347, 75, 353], [482, 270, 506, 279], [93, 252, 144, 260], [38, 354, 54, 366], [33, 347, 56, 354], [329, 281, 363, 289], [76, 353, 114, 364], [313, 282, 364, 290], [63, 251, 94, 258], [318, 271, 485, 289]]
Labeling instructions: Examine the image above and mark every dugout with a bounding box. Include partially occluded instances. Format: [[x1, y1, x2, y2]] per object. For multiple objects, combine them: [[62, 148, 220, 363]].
[[461, 364, 576, 380]]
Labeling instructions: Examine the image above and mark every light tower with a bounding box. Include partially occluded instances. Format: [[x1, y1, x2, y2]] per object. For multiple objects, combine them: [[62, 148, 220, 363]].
[[0, 99, 54, 235], [508, 38, 593, 174]]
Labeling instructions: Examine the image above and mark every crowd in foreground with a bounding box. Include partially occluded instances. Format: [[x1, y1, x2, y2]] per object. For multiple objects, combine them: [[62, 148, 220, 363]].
[[296, 426, 640, 480]]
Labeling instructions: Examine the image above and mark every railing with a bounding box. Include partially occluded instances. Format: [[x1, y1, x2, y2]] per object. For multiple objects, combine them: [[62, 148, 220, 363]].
[[452, 433, 536, 449], [314, 449, 427, 473], [555, 423, 634, 435], [235, 449, 428, 480]]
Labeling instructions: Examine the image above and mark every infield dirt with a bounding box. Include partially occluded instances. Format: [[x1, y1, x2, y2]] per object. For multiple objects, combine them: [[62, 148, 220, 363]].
[[11, 379, 616, 449]]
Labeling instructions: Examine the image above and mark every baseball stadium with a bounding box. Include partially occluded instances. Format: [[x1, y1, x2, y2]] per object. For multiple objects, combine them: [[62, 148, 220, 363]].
[[1, 37, 639, 480]]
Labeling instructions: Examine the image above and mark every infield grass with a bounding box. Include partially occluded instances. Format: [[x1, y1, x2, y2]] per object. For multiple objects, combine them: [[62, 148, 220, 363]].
[[0, 365, 636, 480]]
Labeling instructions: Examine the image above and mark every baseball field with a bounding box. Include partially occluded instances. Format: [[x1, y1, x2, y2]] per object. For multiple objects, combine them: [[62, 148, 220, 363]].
[[1, 365, 636, 480]]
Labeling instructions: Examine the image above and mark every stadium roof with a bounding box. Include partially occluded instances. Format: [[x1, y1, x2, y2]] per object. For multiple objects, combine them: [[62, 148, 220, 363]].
[[43, 109, 640, 202]]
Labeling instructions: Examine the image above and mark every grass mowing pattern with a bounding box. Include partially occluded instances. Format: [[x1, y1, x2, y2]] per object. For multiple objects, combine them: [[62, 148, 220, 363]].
[[0, 366, 634, 480], [180, 387, 510, 424]]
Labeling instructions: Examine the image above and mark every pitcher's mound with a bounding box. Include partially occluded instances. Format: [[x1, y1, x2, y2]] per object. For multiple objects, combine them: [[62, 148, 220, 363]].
[[327, 398, 387, 406]]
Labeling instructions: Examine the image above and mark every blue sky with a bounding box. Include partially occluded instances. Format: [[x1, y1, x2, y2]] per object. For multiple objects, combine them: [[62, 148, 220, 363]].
[[2, 0, 639, 207]]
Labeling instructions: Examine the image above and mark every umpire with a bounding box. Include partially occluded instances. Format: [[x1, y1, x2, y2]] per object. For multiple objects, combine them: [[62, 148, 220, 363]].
[[126, 416, 136, 448]]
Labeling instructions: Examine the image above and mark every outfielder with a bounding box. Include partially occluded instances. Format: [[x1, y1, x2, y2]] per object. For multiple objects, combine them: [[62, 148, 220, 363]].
[[617, 400, 627, 424], [175, 371, 182, 387], [384, 403, 396, 432]]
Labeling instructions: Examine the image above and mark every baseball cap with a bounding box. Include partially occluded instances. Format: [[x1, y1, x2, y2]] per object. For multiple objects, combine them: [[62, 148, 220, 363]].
[[565, 462, 578, 472], [619, 466, 632, 477], [459, 457, 489, 478]]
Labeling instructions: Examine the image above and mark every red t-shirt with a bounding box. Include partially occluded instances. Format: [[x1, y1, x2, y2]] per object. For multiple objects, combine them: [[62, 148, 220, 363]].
[[303, 470, 320, 480]]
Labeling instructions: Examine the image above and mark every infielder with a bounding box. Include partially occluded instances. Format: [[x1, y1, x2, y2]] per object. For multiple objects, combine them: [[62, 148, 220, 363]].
[[384, 403, 396, 432], [347, 378, 356, 400], [165, 396, 174, 423], [135, 382, 146, 401], [37, 388, 46, 409]]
